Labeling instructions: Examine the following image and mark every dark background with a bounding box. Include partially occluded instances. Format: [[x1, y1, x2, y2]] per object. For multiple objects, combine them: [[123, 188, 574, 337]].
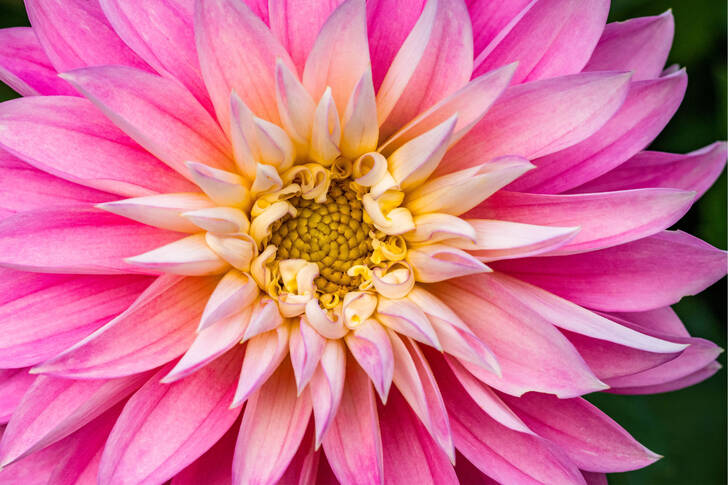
[[0, 0, 725, 483]]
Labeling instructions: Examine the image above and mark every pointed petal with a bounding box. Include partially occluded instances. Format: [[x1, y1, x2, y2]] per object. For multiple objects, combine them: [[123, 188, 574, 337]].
[[407, 244, 490, 282], [0, 207, 181, 275], [172, 420, 238, 485], [242, 297, 285, 341], [0, 270, 151, 368], [585, 12, 674, 81], [126, 233, 229, 276], [511, 71, 688, 193], [33, 275, 217, 378], [25, 0, 150, 72], [321, 361, 384, 485], [467, 0, 531, 59], [98, 0, 213, 112], [199, 270, 259, 331], [345, 319, 394, 402], [341, 69, 379, 158], [0, 96, 194, 196], [377, 296, 441, 350], [442, 71, 631, 173], [98, 349, 243, 484], [61, 65, 234, 176], [310, 340, 346, 446], [572, 142, 727, 199], [493, 231, 727, 312], [0, 369, 35, 424], [195, 0, 295, 131], [233, 325, 290, 406], [0, 27, 76, 96], [234, 361, 312, 484], [275, 60, 317, 152], [290, 320, 327, 393], [98, 193, 216, 233], [609, 360, 721, 395], [379, 388, 458, 485], [0, 372, 150, 466]]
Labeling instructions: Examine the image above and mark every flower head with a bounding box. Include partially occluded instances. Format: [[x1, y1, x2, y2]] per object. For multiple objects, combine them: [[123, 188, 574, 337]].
[[0, 0, 725, 483]]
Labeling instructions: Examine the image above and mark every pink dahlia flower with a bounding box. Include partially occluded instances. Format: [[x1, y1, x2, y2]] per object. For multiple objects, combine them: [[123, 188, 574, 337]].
[[0, 0, 725, 483]]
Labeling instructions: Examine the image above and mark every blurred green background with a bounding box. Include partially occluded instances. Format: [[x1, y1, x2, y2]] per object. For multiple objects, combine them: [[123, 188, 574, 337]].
[[0, 0, 724, 483]]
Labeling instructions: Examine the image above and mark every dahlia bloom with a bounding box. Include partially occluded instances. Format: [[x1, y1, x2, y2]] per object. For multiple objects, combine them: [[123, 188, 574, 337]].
[[0, 0, 725, 483]]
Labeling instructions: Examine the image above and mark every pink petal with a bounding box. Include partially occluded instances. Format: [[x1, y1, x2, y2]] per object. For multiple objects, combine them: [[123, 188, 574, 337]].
[[321, 361, 383, 485], [442, 71, 631, 174], [98, 0, 214, 113], [195, 0, 295, 131], [472, 188, 695, 255], [171, 418, 239, 485], [609, 360, 721, 395], [269, 0, 345, 74], [380, 63, 516, 155], [344, 319, 394, 402], [434, 279, 607, 398], [33, 275, 217, 378], [582, 471, 608, 485], [377, 0, 473, 139], [277, 422, 321, 485], [585, 12, 674, 81], [0, 269, 151, 368], [466, 0, 531, 60], [0, 372, 149, 466], [303, 0, 369, 113], [433, 354, 586, 485], [454, 451, 500, 484], [0, 207, 182, 275], [512, 70, 688, 193], [162, 306, 252, 383], [25, 0, 151, 72], [61, 65, 234, 176], [198, 270, 259, 331], [98, 193, 216, 234], [310, 340, 346, 446], [233, 325, 290, 406], [474, 0, 609, 83], [379, 389, 458, 484], [0, 27, 76, 96], [366, 0, 425, 90], [609, 307, 689, 338], [290, 319, 327, 393], [0, 369, 35, 424], [501, 392, 660, 472], [125, 233, 229, 276], [234, 361, 313, 484], [376, 296, 442, 350], [98, 349, 243, 484], [492, 230, 727, 312], [388, 333, 454, 460], [241, 297, 285, 342], [0, 153, 113, 215], [572, 142, 727, 199], [0, 96, 194, 196]]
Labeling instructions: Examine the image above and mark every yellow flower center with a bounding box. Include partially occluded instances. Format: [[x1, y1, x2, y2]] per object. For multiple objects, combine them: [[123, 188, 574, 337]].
[[267, 181, 373, 296]]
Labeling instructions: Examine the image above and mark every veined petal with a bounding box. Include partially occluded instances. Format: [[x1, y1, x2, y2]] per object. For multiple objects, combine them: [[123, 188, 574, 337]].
[[0, 96, 194, 196], [163, 305, 253, 382], [33, 275, 217, 378], [0, 270, 151, 368], [511, 71, 688, 193], [310, 88, 342, 167], [234, 361, 312, 485], [0, 369, 35, 424], [98, 0, 213, 112], [126, 233, 230, 276], [441, 71, 631, 173], [199, 270, 259, 331], [341, 69, 379, 159], [492, 231, 727, 312], [242, 297, 285, 341], [195, 0, 295, 131], [302, 0, 370, 113], [61, 66, 234, 176], [388, 333, 455, 461], [380, 63, 516, 155], [98, 193, 216, 233], [377, 296, 441, 350], [310, 339, 346, 447], [0, 372, 150, 466], [275, 60, 317, 154], [407, 157, 534, 215], [379, 389, 459, 485], [290, 319, 327, 393], [232, 325, 290, 406], [345, 319, 394, 402], [407, 244, 490, 282], [276, 423, 321, 485], [608, 361, 722, 395], [467, 0, 531, 59], [585, 11, 674, 81], [377, 0, 473, 139], [0, 27, 76, 96], [98, 349, 243, 485], [183, 207, 250, 234], [25, 0, 150, 72], [171, 421, 238, 485], [406, 213, 477, 244], [572, 142, 727, 199], [321, 361, 384, 485], [471, 189, 695, 255], [0, 207, 182, 275]]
